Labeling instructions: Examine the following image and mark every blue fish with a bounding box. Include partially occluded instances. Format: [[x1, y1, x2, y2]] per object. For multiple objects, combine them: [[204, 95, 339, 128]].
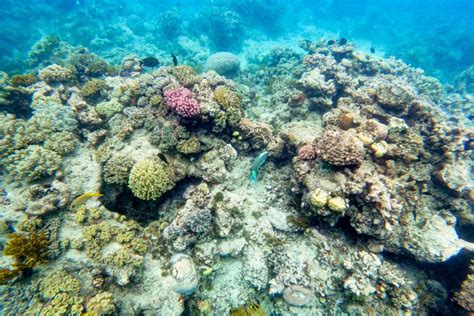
[[249, 151, 269, 184]]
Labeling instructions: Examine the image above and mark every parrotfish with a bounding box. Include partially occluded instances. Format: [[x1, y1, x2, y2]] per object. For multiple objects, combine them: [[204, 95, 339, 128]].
[[249, 151, 269, 184], [70, 192, 103, 209]]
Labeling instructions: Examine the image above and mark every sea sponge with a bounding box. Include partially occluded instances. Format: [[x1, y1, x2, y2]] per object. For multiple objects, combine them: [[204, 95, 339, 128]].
[[128, 158, 173, 200], [205, 52, 240, 77], [164, 87, 200, 118], [96, 98, 124, 118], [81, 79, 107, 101], [10, 73, 38, 87], [314, 128, 365, 166], [38, 64, 75, 83], [87, 292, 115, 315], [102, 155, 134, 185], [5, 145, 62, 182]]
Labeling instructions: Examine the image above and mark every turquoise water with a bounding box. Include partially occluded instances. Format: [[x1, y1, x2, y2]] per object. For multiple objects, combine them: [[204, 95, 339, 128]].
[[0, 1, 473, 315], [0, 0, 473, 81]]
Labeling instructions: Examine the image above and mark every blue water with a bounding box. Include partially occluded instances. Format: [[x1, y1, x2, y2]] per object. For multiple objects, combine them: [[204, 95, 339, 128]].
[[0, 0, 473, 82]]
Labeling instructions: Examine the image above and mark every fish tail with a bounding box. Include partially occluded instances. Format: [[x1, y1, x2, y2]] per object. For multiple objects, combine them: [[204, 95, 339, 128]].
[[249, 171, 258, 184]]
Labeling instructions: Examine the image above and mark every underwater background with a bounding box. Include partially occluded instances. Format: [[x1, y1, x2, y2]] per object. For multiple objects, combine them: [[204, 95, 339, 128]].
[[0, 0, 473, 315]]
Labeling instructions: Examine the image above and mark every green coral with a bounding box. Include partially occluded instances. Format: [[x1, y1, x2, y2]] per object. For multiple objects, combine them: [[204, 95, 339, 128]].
[[87, 292, 115, 315], [0, 231, 50, 284], [96, 98, 124, 118], [170, 65, 199, 87], [28, 35, 61, 65], [40, 270, 82, 299], [81, 79, 107, 101], [5, 145, 62, 182], [213, 86, 243, 128], [176, 136, 202, 154], [102, 155, 134, 185], [230, 302, 266, 316], [103, 248, 143, 268], [83, 222, 113, 258], [35, 293, 84, 316], [10, 73, 38, 87], [43, 131, 78, 155], [128, 158, 174, 200], [69, 53, 109, 78]]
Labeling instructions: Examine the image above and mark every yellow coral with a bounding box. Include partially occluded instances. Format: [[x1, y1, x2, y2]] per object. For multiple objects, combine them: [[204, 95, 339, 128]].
[[214, 86, 241, 109], [1, 231, 50, 283], [128, 158, 173, 200]]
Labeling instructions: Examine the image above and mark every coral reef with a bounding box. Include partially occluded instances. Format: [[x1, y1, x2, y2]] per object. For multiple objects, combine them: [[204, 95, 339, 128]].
[[128, 158, 174, 200], [206, 52, 241, 77], [164, 87, 200, 118]]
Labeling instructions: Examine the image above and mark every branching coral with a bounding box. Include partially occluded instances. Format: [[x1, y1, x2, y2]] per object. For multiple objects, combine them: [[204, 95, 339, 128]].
[[164, 87, 200, 118], [81, 79, 107, 101], [128, 158, 174, 200], [1, 231, 50, 283]]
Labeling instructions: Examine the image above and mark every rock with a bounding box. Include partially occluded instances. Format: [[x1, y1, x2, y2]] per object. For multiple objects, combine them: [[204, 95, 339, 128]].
[[170, 254, 199, 295]]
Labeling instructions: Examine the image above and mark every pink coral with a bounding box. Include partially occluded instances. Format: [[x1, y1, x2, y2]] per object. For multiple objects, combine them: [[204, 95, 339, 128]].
[[164, 88, 200, 118], [298, 144, 316, 160]]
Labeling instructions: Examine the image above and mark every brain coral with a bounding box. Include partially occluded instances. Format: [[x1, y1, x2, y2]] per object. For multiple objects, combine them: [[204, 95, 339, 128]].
[[164, 88, 200, 118], [314, 128, 365, 166], [205, 52, 240, 77], [128, 158, 173, 200]]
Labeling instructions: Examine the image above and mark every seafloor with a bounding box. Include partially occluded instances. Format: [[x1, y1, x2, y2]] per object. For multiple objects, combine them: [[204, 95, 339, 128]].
[[0, 34, 473, 315]]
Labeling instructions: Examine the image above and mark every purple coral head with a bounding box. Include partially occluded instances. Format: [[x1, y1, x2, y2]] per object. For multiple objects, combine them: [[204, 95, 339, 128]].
[[164, 88, 200, 118], [298, 144, 316, 160]]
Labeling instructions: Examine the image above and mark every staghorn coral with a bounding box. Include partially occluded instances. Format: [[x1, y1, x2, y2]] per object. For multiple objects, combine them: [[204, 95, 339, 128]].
[[1, 231, 50, 283], [164, 87, 200, 118], [314, 127, 365, 166], [128, 158, 174, 200]]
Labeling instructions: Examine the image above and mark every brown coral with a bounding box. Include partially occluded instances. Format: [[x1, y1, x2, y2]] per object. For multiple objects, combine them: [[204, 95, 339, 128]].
[[1, 231, 50, 283], [314, 127, 365, 166]]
